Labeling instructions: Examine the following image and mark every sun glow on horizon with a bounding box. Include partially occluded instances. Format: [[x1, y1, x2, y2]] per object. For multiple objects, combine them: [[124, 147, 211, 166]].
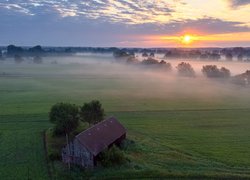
[[182, 35, 192, 44], [145, 31, 250, 47]]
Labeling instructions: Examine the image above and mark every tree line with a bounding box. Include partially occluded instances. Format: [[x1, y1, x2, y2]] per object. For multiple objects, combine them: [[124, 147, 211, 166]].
[[114, 50, 250, 86], [114, 47, 250, 62], [1, 45, 250, 61]]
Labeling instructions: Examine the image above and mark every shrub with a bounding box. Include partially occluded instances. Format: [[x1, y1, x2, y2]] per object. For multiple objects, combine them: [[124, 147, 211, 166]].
[[121, 139, 135, 151], [48, 150, 61, 161], [99, 145, 126, 167]]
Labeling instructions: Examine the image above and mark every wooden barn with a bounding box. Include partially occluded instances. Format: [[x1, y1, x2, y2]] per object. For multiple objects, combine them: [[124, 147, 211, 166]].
[[61, 116, 126, 168]]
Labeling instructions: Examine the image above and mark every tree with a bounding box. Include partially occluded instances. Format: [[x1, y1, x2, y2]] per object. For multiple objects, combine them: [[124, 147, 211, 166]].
[[237, 54, 243, 61], [113, 49, 131, 63], [159, 60, 172, 71], [129, 51, 135, 57], [164, 51, 172, 59], [7, 45, 24, 56], [202, 65, 230, 78], [231, 70, 250, 86], [209, 53, 221, 61], [0, 50, 3, 60], [164, 50, 181, 59], [176, 62, 196, 77], [149, 52, 155, 57], [188, 50, 201, 59], [49, 103, 79, 135], [142, 52, 148, 57], [29, 45, 43, 53], [80, 100, 104, 126], [225, 52, 233, 61], [141, 57, 158, 65], [220, 67, 231, 78], [113, 49, 130, 58], [126, 56, 140, 64], [33, 55, 43, 64], [200, 53, 209, 60], [14, 54, 24, 64]]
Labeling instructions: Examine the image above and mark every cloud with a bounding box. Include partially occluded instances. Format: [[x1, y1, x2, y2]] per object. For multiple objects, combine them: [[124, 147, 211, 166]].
[[227, 0, 250, 8], [0, 0, 174, 24], [110, 18, 250, 36], [164, 18, 250, 35], [1, 0, 250, 26], [0, 3, 34, 16]]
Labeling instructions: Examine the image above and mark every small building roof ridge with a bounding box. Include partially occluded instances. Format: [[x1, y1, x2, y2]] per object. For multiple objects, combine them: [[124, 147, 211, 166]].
[[75, 116, 116, 138], [75, 116, 126, 156]]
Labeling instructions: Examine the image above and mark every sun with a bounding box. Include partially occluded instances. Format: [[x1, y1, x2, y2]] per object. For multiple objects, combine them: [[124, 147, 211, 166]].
[[184, 35, 191, 42], [181, 35, 193, 45]]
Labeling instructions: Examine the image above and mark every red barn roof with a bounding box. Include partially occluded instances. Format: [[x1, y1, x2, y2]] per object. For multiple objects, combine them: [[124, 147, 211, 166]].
[[75, 116, 126, 156]]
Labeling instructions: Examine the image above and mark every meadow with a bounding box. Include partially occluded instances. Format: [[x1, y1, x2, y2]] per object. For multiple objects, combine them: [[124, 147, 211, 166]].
[[1, 55, 250, 179]]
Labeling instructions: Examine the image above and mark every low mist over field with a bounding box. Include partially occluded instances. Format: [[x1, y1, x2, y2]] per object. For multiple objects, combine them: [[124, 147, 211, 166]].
[[1, 54, 250, 112]]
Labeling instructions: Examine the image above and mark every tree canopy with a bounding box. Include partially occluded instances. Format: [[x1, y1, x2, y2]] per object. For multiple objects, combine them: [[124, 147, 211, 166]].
[[176, 62, 196, 77], [7, 45, 24, 56], [80, 100, 105, 126], [49, 102, 79, 135], [113, 49, 130, 58], [202, 65, 230, 78]]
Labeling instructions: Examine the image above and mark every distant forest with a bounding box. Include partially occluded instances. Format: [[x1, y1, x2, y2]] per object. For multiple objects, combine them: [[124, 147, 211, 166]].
[[0, 45, 250, 62]]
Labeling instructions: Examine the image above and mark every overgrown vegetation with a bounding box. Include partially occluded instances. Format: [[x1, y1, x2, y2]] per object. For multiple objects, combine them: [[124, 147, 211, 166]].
[[99, 145, 127, 167], [46, 122, 87, 161]]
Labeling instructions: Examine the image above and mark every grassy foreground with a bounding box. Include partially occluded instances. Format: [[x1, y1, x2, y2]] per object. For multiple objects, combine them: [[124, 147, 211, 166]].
[[1, 59, 250, 179]]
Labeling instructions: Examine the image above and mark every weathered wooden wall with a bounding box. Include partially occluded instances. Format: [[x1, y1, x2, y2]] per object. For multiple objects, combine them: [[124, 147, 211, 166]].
[[62, 139, 94, 168], [62, 132, 126, 168]]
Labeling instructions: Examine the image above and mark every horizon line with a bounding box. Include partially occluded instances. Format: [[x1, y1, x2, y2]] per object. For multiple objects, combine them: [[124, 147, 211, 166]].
[[1, 44, 250, 49]]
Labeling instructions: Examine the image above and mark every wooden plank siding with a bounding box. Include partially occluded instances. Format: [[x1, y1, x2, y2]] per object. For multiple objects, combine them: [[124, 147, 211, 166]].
[[62, 117, 126, 168]]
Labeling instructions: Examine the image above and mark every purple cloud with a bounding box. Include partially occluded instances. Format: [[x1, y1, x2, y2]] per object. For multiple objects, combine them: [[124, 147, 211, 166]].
[[228, 0, 250, 8]]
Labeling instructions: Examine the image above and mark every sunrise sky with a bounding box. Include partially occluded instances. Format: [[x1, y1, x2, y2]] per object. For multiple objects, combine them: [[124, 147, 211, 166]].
[[1, 0, 250, 47]]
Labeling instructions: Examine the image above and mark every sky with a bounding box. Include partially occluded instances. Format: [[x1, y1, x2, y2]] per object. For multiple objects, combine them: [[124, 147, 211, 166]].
[[0, 0, 250, 47]]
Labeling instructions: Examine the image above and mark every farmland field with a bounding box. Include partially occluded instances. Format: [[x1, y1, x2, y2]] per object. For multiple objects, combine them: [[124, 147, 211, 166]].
[[1, 56, 250, 179]]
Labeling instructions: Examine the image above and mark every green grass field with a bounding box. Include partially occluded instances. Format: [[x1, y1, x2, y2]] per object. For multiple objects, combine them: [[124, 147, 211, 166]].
[[1, 59, 250, 179]]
